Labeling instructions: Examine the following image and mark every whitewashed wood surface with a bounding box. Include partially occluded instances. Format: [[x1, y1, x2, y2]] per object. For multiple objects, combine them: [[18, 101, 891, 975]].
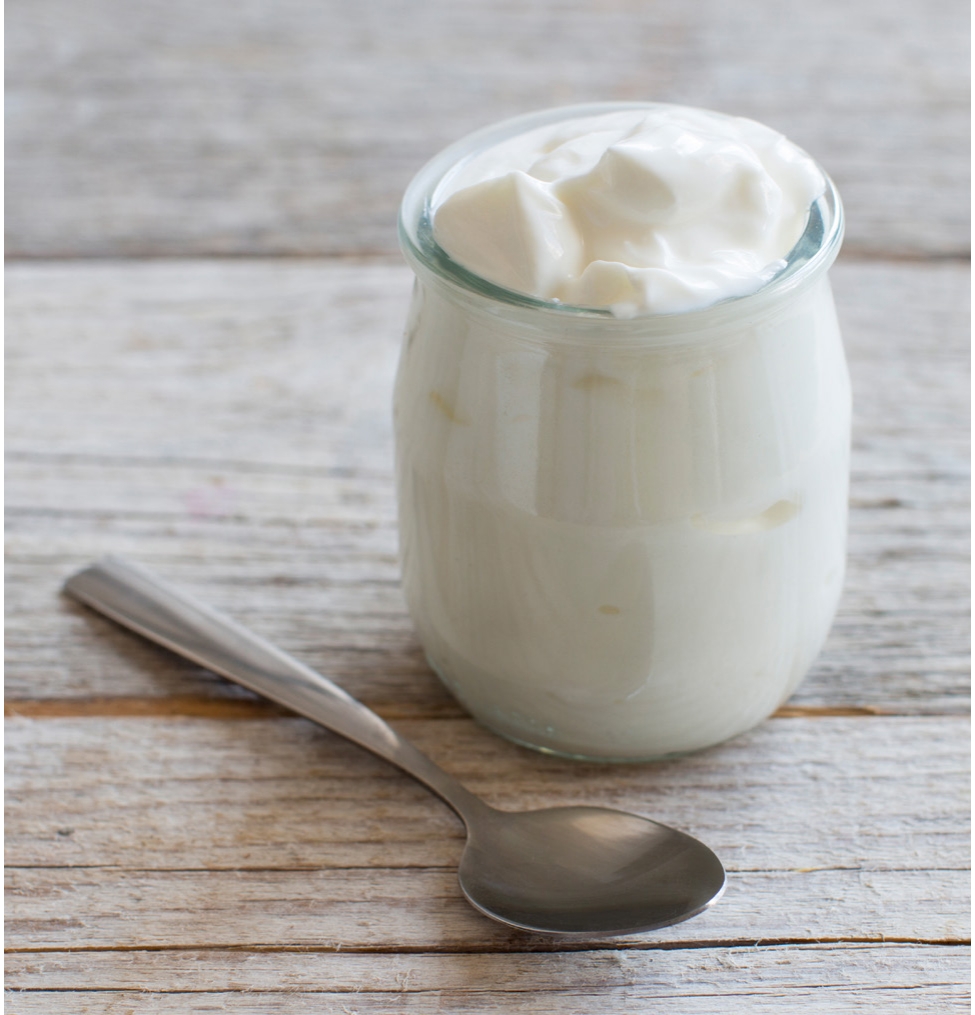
[[5, 0, 970, 1010], [6, 0, 969, 260]]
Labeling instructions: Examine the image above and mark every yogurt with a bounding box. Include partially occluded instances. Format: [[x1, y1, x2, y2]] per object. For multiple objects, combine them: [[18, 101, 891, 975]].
[[395, 104, 849, 760], [432, 107, 825, 317]]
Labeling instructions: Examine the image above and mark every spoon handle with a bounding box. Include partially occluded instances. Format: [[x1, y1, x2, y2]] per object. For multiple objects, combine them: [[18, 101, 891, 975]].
[[63, 557, 485, 823]]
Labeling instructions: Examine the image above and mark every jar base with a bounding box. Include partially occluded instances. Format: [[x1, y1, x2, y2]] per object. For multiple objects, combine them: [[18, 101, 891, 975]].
[[473, 715, 709, 764], [423, 650, 739, 763]]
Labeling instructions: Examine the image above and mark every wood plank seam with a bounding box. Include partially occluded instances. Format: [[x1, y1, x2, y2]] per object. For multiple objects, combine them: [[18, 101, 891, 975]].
[[3, 699, 891, 719], [6, 937, 972, 956]]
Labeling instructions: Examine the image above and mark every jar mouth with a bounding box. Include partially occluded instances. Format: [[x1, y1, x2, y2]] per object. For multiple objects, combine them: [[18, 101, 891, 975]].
[[399, 102, 844, 323]]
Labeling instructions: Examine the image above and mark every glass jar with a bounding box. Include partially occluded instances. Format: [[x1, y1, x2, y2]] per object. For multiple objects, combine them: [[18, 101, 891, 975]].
[[394, 104, 849, 761]]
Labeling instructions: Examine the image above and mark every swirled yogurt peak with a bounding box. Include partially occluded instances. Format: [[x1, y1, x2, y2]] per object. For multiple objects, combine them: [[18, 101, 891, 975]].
[[432, 106, 826, 317]]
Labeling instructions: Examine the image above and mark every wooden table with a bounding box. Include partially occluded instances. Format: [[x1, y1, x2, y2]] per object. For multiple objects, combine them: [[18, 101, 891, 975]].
[[6, 0, 970, 1010]]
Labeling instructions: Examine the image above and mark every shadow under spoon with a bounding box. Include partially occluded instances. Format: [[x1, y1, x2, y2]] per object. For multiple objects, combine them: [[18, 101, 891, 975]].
[[63, 556, 726, 936]]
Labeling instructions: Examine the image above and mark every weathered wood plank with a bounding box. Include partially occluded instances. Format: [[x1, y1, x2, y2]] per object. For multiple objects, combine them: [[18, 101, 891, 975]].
[[5, 716, 969, 873], [5, 865, 969, 952], [3, 471, 969, 713], [4, 460, 968, 709], [4, 984, 970, 1015], [2, 942, 968, 992], [5, 261, 969, 713], [4, 260, 407, 468], [5, 261, 968, 476], [6, 0, 968, 259], [4, 945, 971, 1013], [5, 261, 969, 460]]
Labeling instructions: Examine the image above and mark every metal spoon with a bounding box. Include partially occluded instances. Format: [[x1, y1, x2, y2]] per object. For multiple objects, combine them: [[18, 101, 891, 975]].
[[63, 556, 726, 936]]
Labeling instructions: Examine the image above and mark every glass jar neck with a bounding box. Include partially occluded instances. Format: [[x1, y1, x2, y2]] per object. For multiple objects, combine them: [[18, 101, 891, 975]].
[[399, 102, 844, 343]]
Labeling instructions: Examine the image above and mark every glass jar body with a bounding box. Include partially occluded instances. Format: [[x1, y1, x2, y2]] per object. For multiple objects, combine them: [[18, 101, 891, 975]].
[[393, 271, 850, 760]]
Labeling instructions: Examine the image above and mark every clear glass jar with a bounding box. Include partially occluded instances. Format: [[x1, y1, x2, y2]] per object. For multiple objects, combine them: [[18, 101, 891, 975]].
[[395, 104, 849, 761]]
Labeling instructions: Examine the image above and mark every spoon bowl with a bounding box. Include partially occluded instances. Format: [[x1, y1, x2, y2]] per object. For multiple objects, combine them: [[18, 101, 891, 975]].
[[459, 805, 725, 935], [64, 557, 726, 937]]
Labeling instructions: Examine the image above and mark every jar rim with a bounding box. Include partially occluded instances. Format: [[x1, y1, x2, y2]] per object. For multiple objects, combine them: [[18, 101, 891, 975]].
[[398, 102, 844, 330]]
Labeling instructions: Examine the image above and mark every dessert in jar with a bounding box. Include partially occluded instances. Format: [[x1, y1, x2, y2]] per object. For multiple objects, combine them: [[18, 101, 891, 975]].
[[394, 103, 849, 760]]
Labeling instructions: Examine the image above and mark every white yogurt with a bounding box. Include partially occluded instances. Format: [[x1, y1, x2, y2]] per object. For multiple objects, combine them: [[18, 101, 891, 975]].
[[433, 107, 825, 317], [396, 104, 849, 759]]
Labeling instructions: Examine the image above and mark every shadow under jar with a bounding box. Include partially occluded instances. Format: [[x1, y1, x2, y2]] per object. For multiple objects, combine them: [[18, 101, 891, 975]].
[[395, 105, 849, 762]]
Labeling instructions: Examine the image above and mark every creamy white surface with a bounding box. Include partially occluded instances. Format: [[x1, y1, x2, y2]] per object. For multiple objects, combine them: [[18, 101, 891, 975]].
[[394, 277, 850, 759], [432, 106, 825, 317]]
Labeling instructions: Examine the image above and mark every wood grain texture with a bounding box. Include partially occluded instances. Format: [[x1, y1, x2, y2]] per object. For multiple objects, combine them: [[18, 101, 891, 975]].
[[5, 860, 965, 954], [5, 716, 969, 874], [4, 982, 970, 1015], [6, 945, 972, 1014], [6, 260, 969, 716], [5, 865, 969, 951], [5, 944, 970, 994], [6, 0, 969, 260]]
